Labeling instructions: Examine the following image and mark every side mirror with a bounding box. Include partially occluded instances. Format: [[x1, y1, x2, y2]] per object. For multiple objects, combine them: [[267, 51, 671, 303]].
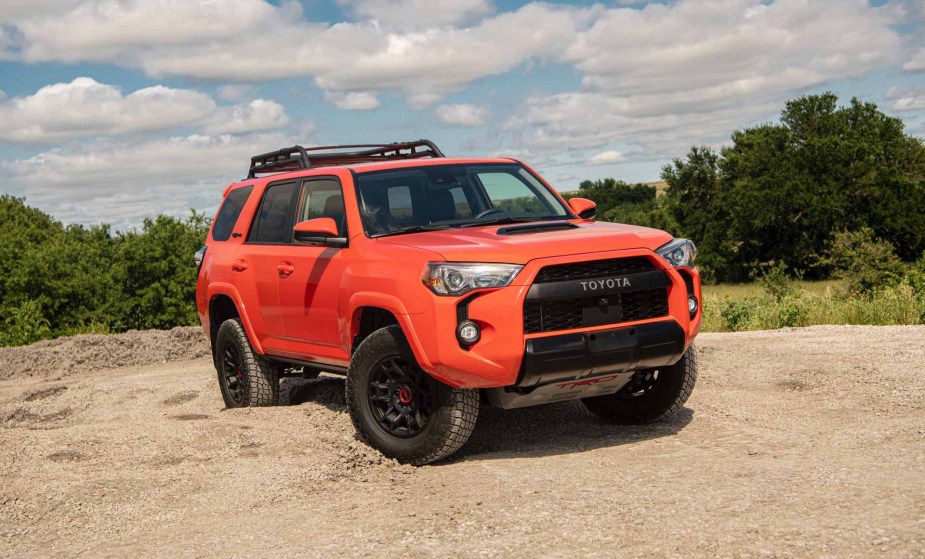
[[568, 197, 597, 220], [293, 218, 348, 247]]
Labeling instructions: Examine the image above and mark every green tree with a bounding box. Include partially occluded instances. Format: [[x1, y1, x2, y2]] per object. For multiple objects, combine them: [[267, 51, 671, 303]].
[[660, 146, 731, 279], [109, 212, 209, 331], [662, 93, 925, 281]]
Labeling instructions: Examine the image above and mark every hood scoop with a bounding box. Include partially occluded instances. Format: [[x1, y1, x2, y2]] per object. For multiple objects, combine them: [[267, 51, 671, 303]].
[[496, 221, 579, 236]]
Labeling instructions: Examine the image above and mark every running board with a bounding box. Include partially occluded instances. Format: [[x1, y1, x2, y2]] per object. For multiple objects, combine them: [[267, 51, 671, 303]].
[[485, 371, 634, 409]]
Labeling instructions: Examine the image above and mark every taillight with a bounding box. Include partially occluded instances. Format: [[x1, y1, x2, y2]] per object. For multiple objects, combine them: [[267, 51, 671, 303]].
[[194, 246, 207, 274]]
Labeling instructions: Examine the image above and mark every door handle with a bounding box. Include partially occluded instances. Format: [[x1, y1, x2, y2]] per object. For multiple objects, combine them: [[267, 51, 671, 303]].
[[231, 259, 248, 272], [277, 262, 295, 277]]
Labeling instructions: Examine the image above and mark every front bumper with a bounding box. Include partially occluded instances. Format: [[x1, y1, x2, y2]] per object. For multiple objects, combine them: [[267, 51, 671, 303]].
[[403, 249, 701, 389], [517, 320, 685, 388]]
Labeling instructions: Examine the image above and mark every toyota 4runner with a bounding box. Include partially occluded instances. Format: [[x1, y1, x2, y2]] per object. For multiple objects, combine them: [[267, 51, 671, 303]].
[[196, 140, 701, 465]]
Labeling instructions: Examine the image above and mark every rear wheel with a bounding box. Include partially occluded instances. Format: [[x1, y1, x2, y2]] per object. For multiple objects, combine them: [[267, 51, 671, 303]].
[[215, 318, 279, 408], [346, 325, 478, 465], [582, 345, 697, 424]]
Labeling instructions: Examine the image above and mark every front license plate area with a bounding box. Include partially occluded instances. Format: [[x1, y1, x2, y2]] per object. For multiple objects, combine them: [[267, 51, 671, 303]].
[[587, 328, 636, 353], [582, 300, 623, 327]]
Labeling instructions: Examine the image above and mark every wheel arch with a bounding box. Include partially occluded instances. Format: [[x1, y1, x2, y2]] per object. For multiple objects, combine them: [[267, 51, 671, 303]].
[[207, 283, 265, 356], [347, 293, 434, 372]]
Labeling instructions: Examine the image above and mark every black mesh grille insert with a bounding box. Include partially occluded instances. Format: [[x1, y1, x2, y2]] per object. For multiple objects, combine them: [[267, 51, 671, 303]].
[[523, 288, 669, 334], [533, 256, 655, 284]]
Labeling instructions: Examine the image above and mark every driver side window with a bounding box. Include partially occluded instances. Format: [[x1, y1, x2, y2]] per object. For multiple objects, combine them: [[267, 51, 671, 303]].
[[297, 178, 347, 237]]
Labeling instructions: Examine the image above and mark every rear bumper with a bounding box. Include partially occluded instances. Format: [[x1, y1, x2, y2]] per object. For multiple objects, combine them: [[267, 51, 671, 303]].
[[517, 320, 685, 388]]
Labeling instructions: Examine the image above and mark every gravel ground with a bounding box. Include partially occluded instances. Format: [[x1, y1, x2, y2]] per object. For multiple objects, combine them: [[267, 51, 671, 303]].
[[1, 325, 923, 558]]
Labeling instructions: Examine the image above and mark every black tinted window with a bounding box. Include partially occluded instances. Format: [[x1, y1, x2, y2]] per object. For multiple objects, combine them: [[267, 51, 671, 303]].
[[249, 182, 298, 244], [212, 186, 252, 241]]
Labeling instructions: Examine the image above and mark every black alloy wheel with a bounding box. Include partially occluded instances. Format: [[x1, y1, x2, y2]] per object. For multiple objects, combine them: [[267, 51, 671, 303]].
[[581, 345, 697, 424], [367, 355, 433, 438], [346, 325, 479, 465], [220, 341, 247, 406], [616, 369, 660, 399]]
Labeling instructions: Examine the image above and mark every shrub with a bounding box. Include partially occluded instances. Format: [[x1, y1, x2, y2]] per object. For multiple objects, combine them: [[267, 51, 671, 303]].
[[720, 298, 761, 331], [1, 300, 52, 346], [821, 228, 905, 294]]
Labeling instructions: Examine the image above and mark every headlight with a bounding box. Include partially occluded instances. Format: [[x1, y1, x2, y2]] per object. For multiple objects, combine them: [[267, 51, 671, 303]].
[[656, 238, 697, 268], [422, 262, 523, 296]]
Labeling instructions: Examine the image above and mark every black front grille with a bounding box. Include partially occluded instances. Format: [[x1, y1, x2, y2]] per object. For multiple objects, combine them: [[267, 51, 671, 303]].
[[523, 288, 669, 334], [534, 256, 655, 283]]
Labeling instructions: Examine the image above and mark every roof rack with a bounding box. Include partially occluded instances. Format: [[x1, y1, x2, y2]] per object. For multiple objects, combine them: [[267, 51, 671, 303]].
[[247, 139, 446, 178]]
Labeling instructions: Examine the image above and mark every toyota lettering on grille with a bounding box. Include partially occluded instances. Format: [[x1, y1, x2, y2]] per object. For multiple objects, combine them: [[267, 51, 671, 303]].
[[581, 277, 631, 292]]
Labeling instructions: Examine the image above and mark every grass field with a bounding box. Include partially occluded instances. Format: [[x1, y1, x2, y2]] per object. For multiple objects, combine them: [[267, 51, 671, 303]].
[[700, 279, 925, 332]]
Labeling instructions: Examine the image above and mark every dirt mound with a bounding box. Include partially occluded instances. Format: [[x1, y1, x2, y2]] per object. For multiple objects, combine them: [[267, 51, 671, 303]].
[[0, 326, 209, 381]]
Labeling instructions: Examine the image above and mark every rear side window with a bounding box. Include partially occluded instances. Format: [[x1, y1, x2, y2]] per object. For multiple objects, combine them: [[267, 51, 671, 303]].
[[248, 181, 299, 244], [211, 186, 253, 241]]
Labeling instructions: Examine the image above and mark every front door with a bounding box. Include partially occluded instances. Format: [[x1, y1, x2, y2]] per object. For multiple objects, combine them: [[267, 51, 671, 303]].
[[277, 178, 349, 363]]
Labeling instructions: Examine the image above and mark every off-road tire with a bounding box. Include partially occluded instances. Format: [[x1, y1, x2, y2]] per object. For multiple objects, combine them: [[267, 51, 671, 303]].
[[215, 318, 279, 408], [346, 325, 478, 465], [582, 344, 697, 424]]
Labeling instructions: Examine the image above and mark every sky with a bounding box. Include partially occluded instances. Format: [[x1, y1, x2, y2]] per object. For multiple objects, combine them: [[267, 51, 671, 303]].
[[0, 0, 923, 229]]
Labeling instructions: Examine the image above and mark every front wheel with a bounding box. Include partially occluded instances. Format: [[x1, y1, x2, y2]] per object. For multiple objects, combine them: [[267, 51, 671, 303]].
[[582, 344, 697, 424], [346, 325, 478, 465]]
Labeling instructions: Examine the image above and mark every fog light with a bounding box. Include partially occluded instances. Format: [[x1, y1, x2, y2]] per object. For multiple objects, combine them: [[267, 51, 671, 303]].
[[456, 320, 481, 345], [688, 295, 699, 316]]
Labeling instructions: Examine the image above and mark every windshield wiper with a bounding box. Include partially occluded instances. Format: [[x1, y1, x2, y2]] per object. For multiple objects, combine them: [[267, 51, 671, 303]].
[[371, 224, 454, 238]]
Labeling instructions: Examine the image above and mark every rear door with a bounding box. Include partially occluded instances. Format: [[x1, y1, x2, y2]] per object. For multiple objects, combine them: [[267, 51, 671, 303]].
[[234, 179, 301, 352], [277, 177, 349, 363]]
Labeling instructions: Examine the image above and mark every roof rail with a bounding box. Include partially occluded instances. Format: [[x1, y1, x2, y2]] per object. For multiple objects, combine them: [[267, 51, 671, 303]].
[[247, 139, 446, 178]]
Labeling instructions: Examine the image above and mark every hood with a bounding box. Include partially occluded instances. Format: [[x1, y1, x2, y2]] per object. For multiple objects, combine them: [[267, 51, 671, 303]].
[[374, 220, 673, 264]]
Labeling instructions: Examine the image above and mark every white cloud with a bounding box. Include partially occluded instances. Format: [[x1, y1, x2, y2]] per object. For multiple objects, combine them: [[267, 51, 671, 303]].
[[205, 99, 290, 134], [10, 0, 277, 62], [0, 77, 289, 143], [904, 47, 925, 71], [436, 103, 487, 127], [585, 150, 625, 165], [0, 132, 298, 227], [323, 90, 381, 111], [337, 0, 494, 28], [504, 91, 778, 159], [503, 0, 904, 159], [0, 0, 81, 22], [564, 0, 901, 98], [217, 84, 257, 102], [0, 77, 215, 143], [887, 86, 925, 111], [1, 0, 593, 105]]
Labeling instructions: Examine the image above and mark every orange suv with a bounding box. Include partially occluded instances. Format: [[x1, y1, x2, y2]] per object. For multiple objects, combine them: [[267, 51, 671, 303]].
[[196, 140, 701, 464]]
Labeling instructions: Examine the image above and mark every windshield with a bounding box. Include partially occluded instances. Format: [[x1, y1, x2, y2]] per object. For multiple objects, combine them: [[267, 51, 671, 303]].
[[354, 163, 572, 236]]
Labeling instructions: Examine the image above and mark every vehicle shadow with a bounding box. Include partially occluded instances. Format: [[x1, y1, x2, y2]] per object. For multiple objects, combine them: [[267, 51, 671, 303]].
[[281, 374, 693, 462], [453, 402, 693, 462], [280, 376, 347, 413], [447, 401, 694, 463]]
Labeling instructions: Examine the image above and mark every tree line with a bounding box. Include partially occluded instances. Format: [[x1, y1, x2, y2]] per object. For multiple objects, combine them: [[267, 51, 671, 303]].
[[0, 196, 209, 346]]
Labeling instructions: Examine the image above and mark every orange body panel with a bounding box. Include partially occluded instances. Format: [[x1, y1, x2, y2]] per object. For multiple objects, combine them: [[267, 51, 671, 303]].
[[196, 158, 701, 388]]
